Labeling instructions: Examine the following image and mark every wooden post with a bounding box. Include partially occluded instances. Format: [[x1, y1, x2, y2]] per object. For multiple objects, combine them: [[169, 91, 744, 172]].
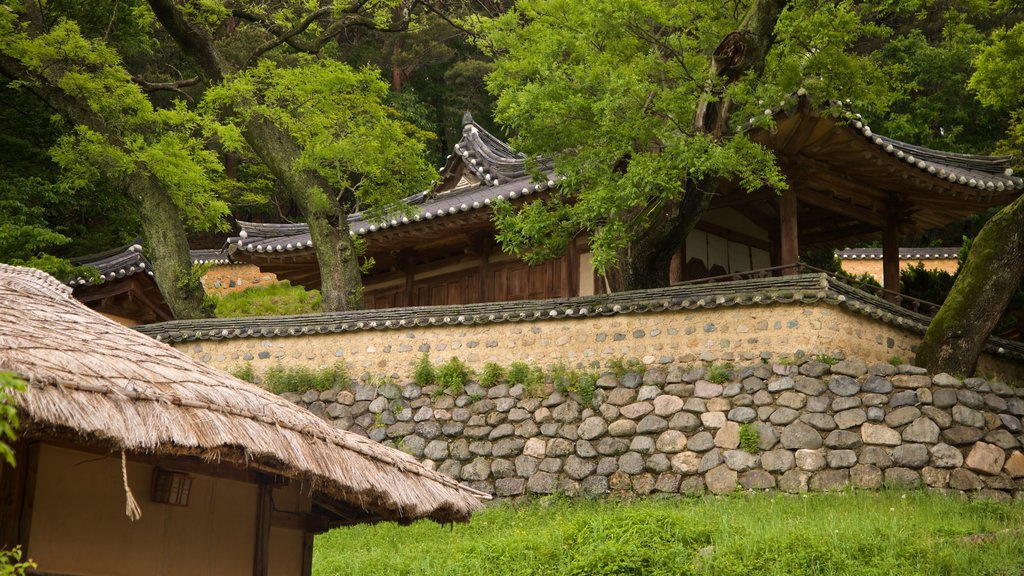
[[0, 441, 30, 552], [253, 481, 272, 576], [883, 209, 901, 304], [300, 531, 315, 576], [779, 189, 799, 275]]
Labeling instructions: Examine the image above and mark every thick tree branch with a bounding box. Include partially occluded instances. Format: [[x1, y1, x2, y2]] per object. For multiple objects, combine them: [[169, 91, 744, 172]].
[[132, 75, 200, 99], [147, 0, 230, 80]]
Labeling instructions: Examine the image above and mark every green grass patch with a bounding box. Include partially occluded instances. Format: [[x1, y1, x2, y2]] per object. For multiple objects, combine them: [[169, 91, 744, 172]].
[[314, 492, 1024, 576], [212, 280, 321, 317]]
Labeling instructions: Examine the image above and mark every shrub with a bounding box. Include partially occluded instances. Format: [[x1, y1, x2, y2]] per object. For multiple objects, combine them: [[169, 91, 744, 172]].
[[478, 362, 505, 387], [739, 423, 760, 454], [887, 355, 904, 367], [413, 353, 435, 386], [436, 357, 469, 395]]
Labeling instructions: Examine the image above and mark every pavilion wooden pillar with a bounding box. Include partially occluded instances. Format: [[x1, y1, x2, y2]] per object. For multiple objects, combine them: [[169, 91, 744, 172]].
[[779, 189, 799, 275], [882, 208, 901, 304]]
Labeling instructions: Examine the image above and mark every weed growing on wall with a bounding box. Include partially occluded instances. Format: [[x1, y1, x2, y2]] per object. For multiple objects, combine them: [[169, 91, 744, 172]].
[[812, 354, 839, 366], [230, 362, 256, 383], [413, 353, 435, 386], [608, 357, 643, 378], [241, 360, 350, 394], [549, 363, 599, 405], [436, 357, 469, 395], [706, 363, 734, 384], [478, 362, 506, 387], [739, 423, 760, 454], [888, 356, 904, 367]]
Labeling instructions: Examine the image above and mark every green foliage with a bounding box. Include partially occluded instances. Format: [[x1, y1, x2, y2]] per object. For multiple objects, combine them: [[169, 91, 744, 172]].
[[230, 362, 256, 383], [738, 423, 760, 454], [477, 0, 896, 280], [0, 546, 35, 576], [508, 361, 544, 396], [260, 361, 349, 395], [202, 57, 436, 225], [812, 354, 840, 366], [436, 357, 470, 395], [900, 262, 956, 305], [212, 281, 322, 318], [608, 358, 644, 379], [888, 356, 905, 367], [0, 372, 26, 467], [705, 363, 733, 385], [478, 362, 506, 388], [549, 363, 598, 405], [314, 492, 1024, 575], [413, 354, 436, 387]]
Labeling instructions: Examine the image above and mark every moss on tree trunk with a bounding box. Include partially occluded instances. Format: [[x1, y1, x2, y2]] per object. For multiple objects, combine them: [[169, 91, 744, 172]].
[[915, 193, 1024, 376], [243, 116, 365, 311], [132, 173, 212, 319]]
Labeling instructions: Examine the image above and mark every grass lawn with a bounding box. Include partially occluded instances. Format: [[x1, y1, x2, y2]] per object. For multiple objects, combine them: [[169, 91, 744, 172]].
[[314, 491, 1024, 576], [212, 280, 320, 317]]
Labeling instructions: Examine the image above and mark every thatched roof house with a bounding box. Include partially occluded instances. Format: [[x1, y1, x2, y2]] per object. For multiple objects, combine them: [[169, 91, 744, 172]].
[[0, 264, 486, 576]]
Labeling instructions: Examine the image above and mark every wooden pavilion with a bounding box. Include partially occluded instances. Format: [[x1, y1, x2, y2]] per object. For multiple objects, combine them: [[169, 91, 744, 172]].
[[228, 100, 1021, 308], [0, 264, 486, 576]]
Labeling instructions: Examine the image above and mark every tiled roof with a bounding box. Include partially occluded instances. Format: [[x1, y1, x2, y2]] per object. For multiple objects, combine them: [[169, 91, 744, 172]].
[[190, 248, 236, 265], [135, 273, 1024, 362], [753, 92, 1020, 193], [67, 242, 153, 287], [229, 115, 560, 255], [837, 247, 962, 260]]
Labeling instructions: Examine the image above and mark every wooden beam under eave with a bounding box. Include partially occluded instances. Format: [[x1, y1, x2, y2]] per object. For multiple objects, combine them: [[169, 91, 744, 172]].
[[779, 188, 799, 275]]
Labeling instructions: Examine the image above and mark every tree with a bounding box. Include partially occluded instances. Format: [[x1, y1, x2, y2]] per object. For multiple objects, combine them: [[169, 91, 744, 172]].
[[916, 18, 1024, 376], [145, 0, 439, 311], [0, 1, 229, 319], [478, 0, 896, 290]]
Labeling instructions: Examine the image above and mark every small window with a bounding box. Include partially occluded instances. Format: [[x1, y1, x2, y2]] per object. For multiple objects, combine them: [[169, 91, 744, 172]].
[[151, 468, 193, 506]]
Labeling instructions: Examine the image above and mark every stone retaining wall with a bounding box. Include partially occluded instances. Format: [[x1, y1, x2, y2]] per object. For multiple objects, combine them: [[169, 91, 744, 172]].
[[286, 355, 1024, 500]]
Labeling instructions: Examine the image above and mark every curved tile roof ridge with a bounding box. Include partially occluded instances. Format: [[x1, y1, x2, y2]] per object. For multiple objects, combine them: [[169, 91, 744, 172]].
[[133, 273, 1024, 363], [67, 240, 153, 287]]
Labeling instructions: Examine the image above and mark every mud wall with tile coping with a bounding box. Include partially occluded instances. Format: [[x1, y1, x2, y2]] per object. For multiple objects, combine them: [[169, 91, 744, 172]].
[[279, 356, 1024, 500], [173, 301, 1024, 383], [200, 264, 277, 296]]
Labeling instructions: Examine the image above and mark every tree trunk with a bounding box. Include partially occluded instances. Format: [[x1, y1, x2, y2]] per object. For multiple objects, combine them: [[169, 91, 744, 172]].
[[132, 173, 212, 319], [0, 30, 210, 320], [915, 193, 1024, 376], [243, 116, 365, 310], [613, 0, 787, 292]]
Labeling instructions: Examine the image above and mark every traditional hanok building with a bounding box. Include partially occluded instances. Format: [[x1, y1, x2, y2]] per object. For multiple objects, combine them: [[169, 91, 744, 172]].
[[227, 102, 1021, 310], [0, 264, 486, 576], [65, 241, 173, 325], [65, 244, 267, 325]]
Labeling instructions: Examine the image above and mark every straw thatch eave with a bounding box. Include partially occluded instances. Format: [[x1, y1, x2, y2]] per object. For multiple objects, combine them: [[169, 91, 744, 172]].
[[0, 264, 487, 525]]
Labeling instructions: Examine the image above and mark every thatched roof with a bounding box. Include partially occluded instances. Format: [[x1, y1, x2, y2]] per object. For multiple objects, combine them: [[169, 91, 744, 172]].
[[0, 264, 487, 525]]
